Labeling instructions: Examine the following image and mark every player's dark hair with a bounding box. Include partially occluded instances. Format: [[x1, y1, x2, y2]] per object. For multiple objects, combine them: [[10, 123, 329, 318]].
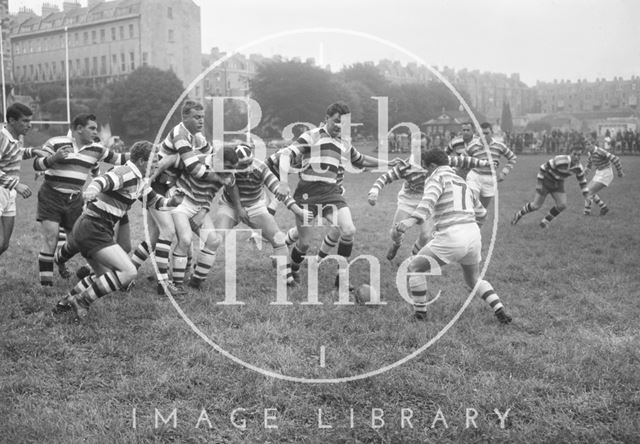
[[182, 100, 203, 117], [130, 140, 154, 163], [480, 122, 492, 131], [461, 121, 473, 127], [222, 146, 239, 165], [569, 142, 584, 153], [72, 113, 97, 130], [326, 101, 350, 117], [5, 102, 33, 121], [422, 148, 449, 167]]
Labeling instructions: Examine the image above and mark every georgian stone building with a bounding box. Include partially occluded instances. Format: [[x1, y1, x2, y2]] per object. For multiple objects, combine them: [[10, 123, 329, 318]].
[[8, 0, 202, 96]]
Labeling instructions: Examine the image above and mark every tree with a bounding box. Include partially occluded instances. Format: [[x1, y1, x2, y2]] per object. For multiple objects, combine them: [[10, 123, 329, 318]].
[[250, 60, 339, 138], [109, 66, 184, 143], [501, 101, 514, 134]]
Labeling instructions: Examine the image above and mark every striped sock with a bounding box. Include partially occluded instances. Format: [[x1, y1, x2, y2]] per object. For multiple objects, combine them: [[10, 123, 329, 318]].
[[55, 229, 67, 256], [185, 248, 193, 278], [67, 276, 94, 298], [408, 274, 428, 315], [336, 236, 353, 258], [318, 232, 339, 259], [192, 248, 217, 281], [38, 252, 54, 286], [285, 227, 298, 247], [54, 242, 75, 266], [543, 206, 562, 223], [154, 239, 172, 283], [290, 244, 306, 273], [516, 202, 534, 219], [131, 241, 150, 270], [80, 271, 124, 305], [593, 194, 607, 209], [584, 198, 592, 214], [172, 253, 188, 284], [476, 280, 504, 312], [272, 244, 291, 283]]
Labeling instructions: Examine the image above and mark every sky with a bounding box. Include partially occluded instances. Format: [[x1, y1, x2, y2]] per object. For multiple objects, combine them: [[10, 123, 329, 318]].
[[8, 0, 640, 86]]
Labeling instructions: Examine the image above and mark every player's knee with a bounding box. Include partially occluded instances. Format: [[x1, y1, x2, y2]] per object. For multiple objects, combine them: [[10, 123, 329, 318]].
[[204, 232, 221, 250], [408, 257, 429, 274], [120, 262, 138, 285], [340, 223, 356, 238], [175, 232, 192, 251], [296, 240, 310, 253]]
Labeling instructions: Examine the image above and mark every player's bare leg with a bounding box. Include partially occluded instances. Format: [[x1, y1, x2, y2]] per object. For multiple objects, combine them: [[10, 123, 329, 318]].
[[189, 217, 221, 289], [59, 245, 137, 319], [539, 192, 567, 228], [0, 215, 15, 257], [387, 207, 412, 260], [333, 207, 357, 290], [584, 181, 607, 215], [407, 247, 446, 320]]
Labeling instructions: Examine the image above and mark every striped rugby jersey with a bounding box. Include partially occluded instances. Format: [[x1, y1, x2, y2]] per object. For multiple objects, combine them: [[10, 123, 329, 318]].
[[222, 158, 296, 209], [586, 146, 623, 174], [287, 127, 364, 184], [34, 136, 127, 193], [84, 160, 168, 224], [410, 165, 486, 231], [159, 123, 212, 181], [539, 155, 587, 189], [174, 153, 232, 210], [371, 155, 491, 196], [0, 126, 39, 190], [466, 138, 517, 176], [445, 136, 477, 156]]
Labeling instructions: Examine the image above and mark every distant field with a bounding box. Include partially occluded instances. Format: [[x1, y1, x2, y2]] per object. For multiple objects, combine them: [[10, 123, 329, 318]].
[[1, 151, 639, 443]]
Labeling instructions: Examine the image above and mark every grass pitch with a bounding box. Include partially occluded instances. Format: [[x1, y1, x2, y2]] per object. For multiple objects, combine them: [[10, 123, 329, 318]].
[[1, 151, 639, 443]]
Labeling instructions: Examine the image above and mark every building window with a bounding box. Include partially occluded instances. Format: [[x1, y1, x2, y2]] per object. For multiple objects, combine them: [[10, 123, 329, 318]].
[[101, 56, 107, 75], [121, 53, 126, 72], [84, 31, 89, 45], [111, 27, 116, 40], [112, 54, 118, 72], [129, 24, 134, 38], [130, 52, 135, 70], [168, 29, 174, 42], [168, 7, 173, 18], [120, 26, 124, 40], [142, 52, 148, 66], [84, 58, 89, 75], [92, 30, 97, 44], [100, 29, 105, 42], [92, 57, 98, 75]]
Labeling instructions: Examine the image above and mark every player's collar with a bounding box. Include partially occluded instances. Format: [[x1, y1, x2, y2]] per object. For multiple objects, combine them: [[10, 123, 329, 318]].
[[1, 126, 18, 143]]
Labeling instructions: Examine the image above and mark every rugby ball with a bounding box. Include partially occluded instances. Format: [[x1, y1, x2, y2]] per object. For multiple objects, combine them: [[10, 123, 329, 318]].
[[355, 284, 377, 304]]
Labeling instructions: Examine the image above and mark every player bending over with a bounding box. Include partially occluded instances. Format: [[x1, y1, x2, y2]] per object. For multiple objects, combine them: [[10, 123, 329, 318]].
[[511, 144, 588, 228], [368, 149, 492, 260], [395, 149, 512, 324], [52, 141, 183, 320], [583, 137, 624, 216]]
